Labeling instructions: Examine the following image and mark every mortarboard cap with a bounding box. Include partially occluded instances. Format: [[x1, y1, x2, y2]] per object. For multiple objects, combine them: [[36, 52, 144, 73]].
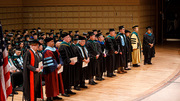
[[125, 30, 131, 33], [44, 37, 54, 43], [109, 28, 115, 32], [78, 36, 86, 40], [132, 25, 139, 29]]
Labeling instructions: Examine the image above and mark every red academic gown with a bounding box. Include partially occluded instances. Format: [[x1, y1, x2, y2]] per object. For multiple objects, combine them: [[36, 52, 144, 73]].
[[43, 49, 64, 97], [23, 49, 43, 101]]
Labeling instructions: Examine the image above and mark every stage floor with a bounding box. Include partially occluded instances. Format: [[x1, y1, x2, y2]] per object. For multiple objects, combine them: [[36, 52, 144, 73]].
[[7, 41, 180, 101]]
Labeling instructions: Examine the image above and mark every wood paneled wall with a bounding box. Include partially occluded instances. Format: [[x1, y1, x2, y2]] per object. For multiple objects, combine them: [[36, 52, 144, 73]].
[[0, 7, 23, 31], [0, 0, 23, 31], [22, 5, 140, 34], [0, 0, 156, 41], [138, 0, 156, 41]]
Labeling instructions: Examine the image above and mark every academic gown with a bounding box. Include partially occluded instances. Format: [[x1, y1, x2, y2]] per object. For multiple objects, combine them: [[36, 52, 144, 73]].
[[95, 41, 104, 77], [131, 32, 142, 64], [105, 35, 116, 74], [99, 42, 107, 72], [119, 33, 127, 67], [8, 49, 14, 57], [43, 48, 61, 98], [143, 33, 155, 60], [23, 49, 43, 101], [86, 40, 99, 79], [115, 34, 122, 68], [76, 44, 89, 85], [95, 41, 102, 76], [59, 42, 74, 90], [12, 54, 23, 71], [71, 44, 81, 86], [126, 37, 133, 63]]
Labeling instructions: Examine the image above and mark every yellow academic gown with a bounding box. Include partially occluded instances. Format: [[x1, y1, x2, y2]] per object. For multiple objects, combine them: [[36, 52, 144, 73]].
[[131, 32, 141, 64]]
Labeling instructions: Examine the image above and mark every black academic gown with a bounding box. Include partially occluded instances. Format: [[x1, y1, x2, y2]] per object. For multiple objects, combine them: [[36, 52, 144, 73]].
[[23, 49, 43, 101], [95, 41, 103, 77], [115, 34, 122, 69], [119, 33, 127, 67], [126, 37, 133, 63], [99, 43, 107, 73], [105, 37, 115, 74], [71, 44, 81, 87], [86, 40, 99, 79], [76, 45, 89, 85], [143, 34, 155, 63], [59, 44, 74, 89]]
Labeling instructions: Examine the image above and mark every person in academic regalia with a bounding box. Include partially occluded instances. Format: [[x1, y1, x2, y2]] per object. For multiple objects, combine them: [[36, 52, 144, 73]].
[[37, 27, 41, 37], [12, 47, 23, 71], [116, 26, 128, 73], [49, 33, 54, 38], [114, 31, 121, 71], [143, 26, 155, 65], [32, 28, 37, 33], [24, 35, 30, 49], [125, 30, 133, 69], [38, 37, 44, 44], [75, 30, 79, 35], [7, 43, 14, 57], [92, 30, 98, 35], [22, 29, 28, 37], [75, 36, 89, 88], [30, 31, 35, 39], [105, 29, 118, 77], [56, 32, 61, 40], [23, 39, 43, 101], [38, 44, 44, 54], [97, 30, 102, 34], [55, 42, 61, 49], [93, 31, 102, 81], [69, 31, 74, 41], [50, 29, 54, 35], [86, 32, 100, 85], [43, 38, 63, 101], [19, 41, 26, 56], [83, 32, 87, 39], [7, 33, 14, 45], [96, 33, 106, 80], [40, 33, 46, 40], [59, 32, 76, 95], [92, 30, 98, 40], [74, 33, 79, 39], [131, 25, 142, 67], [59, 29, 63, 36], [105, 32, 109, 37], [33, 33, 38, 40], [16, 30, 21, 35], [4, 29, 9, 35], [70, 38, 81, 91]]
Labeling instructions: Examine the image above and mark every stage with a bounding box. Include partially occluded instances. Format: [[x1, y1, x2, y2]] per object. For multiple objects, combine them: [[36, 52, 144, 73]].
[[7, 41, 180, 101]]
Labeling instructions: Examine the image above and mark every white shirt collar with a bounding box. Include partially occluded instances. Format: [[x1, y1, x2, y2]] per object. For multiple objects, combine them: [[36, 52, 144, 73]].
[[30, 48, 36, 54]]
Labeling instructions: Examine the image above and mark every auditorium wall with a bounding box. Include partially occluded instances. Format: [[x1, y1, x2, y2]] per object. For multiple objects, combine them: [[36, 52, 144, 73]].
[[0, 0, 23, 31], [0, 0, 156, 41]]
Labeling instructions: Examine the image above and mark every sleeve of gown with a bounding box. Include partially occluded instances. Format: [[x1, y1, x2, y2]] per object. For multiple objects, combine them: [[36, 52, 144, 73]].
[[143, 35, 149, 45], [23, 51, 37, 72], [106, 38, 115, 52], [118, 37, 122, 52], [86, 43, 97, 57], [131, 34, 137, 49], [59, 46, 71, 64], [43, 50, 58, 69], [96, 43, 102, 54], [13, 60, 23, 71]]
